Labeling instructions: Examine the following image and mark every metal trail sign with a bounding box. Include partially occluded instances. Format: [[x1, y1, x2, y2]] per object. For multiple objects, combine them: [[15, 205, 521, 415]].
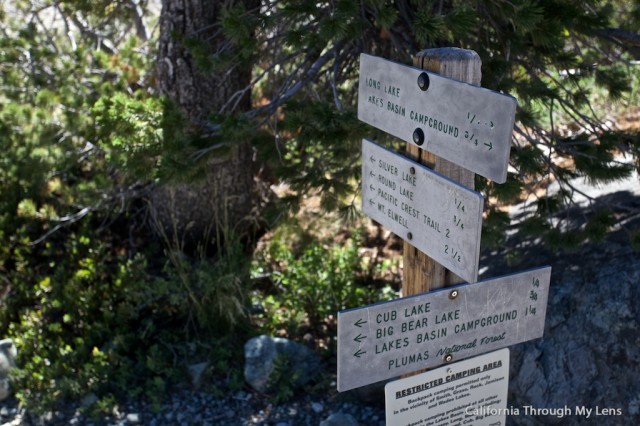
[[357, 53, 517, 183], [362, 139, 483, 283], [337, 266, 551, 392]]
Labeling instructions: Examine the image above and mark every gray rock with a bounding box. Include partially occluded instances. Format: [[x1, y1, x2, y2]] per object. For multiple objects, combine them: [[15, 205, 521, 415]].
[[0, 339, 17, 401], [80, 393, 98, 408], [499, 241, 640, 425], [126, 413, 140, 424], [320, 413, 360, 426], [311, 402, 324, 413], [187, 362, 209, 389], [244, 335, 322, 392], [233, 390, 252, 401]]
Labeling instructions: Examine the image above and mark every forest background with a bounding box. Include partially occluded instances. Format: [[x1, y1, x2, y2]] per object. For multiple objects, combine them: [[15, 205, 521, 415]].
[[0, 0, 639, 415]]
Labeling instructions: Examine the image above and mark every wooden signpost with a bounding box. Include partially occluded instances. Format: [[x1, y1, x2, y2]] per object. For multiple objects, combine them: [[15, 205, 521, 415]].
[[338, 48, 551, 425], [402, 49, 485, 296]]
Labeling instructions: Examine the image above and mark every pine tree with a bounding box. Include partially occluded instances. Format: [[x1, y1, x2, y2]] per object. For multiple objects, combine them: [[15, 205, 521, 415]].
[[152, 0, 262, 251], [186, 0, 640, 249]]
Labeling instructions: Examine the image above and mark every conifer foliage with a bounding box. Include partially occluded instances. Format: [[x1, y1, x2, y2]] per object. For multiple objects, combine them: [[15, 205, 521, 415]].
[[204, 0, 640, 248]]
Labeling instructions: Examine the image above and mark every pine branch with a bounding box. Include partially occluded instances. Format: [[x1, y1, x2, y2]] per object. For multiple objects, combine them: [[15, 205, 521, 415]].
[[128, 0, 149, 41], [200, 41, 346, 138], [67, 11, 116, 55], [595, 28, 640, 47], [29, 183, 153, 245], [593, 28, 640, 58]]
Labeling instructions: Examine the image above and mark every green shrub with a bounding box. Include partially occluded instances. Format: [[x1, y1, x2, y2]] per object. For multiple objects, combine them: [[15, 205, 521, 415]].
[[252, 229, 396, 338], [0, 13, 250, 411]]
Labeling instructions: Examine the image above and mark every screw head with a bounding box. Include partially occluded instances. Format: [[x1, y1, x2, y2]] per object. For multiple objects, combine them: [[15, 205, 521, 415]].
[[417, 72, 430, 91], [412, 128, 424, 146], [449, 290, 459, 300], [407, 232, 413, 240], [444, 354, 453, 363]]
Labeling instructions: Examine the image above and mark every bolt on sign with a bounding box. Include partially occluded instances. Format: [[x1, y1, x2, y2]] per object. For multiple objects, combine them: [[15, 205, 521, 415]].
[[385, 349, 510, 426], [337, 266, 550, 392], [362, 139, 483, 283], [357, 53, 517, 183]]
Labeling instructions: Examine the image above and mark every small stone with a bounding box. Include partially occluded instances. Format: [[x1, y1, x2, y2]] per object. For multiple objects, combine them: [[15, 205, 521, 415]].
[[1, 406, 8, 416], [0, 339, 16, 402], [41, 412, 54, 422], [320, 413, 360, 426], [188, 362, 209, 389], [126, 413, 140, 424], [233, 391, 249, 401], [80, 393, 98, 408], [311, 402, 324, 413]]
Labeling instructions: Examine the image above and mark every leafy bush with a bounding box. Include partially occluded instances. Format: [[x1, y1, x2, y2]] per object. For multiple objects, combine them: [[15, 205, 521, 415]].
[[252, 229, 396, 339], [0, 7, 251, 412], [2, 219, 252, 412], [4, 228, 161, 410]]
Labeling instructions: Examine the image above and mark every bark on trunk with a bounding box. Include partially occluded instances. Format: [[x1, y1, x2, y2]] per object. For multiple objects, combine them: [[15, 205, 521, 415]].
[[152, 0, 259, 250]]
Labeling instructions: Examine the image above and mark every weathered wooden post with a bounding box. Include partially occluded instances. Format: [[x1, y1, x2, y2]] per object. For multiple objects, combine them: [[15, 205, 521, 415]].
[[403, 48, 481, 297]]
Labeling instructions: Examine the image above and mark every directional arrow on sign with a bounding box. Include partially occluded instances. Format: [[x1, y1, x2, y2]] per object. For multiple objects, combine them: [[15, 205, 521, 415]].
[[368, 199, 375, 207], [362, 139, 483, 283], [485, 142, 493, 150], [369, 170, 376, 177], [354, 333, 366, 343], [357, 54, 516, 183], [337, 266, 551, 392], [369, 155, 375, 163]]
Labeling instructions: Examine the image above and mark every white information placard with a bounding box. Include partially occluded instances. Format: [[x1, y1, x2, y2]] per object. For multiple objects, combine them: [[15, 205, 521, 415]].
[[385, 349, 510, 426]]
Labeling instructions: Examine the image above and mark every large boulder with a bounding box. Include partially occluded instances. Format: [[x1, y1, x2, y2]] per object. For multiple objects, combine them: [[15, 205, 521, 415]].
[[0, 339, 17, 401], [244, 335, 322, 393], [482, 237, 640, 425]]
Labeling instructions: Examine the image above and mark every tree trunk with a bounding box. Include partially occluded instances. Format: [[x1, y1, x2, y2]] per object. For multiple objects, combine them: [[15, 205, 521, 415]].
[[153, 0, 260, 251]]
